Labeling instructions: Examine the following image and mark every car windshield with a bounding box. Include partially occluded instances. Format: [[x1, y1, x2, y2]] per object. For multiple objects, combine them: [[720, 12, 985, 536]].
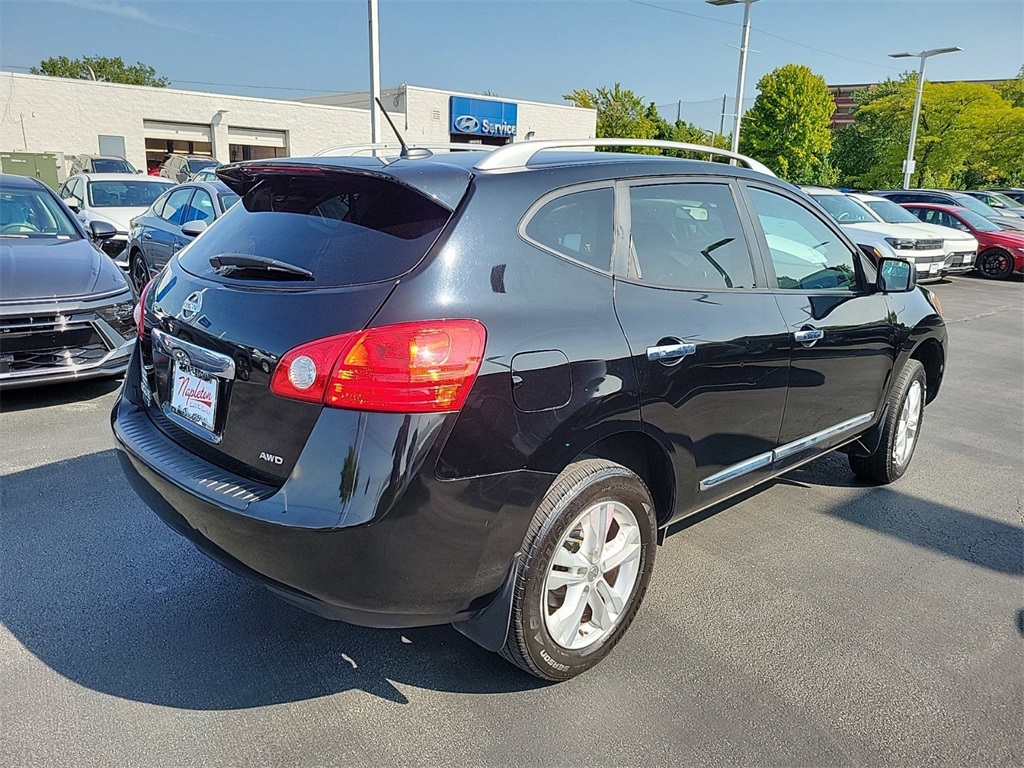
[[219, 193, 240, 210], [957, 209, 1002, 232], [863, 199, 921, 224], [951, 193, 1003, 219], [0, 187, 81, 238], [88, 180, 170, 208], [92, 159, 136, 174], [188, 159, 218, 172], [810, 194, 875, 223]]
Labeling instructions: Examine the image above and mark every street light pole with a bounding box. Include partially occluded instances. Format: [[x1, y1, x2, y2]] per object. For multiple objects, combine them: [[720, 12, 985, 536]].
[[707, 0, 760, 155], [889, 46, 962, 189], [368, 0, 382, 145]]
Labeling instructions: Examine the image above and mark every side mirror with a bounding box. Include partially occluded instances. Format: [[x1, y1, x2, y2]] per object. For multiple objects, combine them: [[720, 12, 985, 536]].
[[89, 220, 118, 240], [181, 220, 208, 237], [877, 257, 916, 293], [66, 196, 82, 212]]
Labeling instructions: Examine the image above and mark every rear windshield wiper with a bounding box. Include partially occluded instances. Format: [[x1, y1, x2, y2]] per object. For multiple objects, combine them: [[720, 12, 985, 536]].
[[209, 253, 313, 280]]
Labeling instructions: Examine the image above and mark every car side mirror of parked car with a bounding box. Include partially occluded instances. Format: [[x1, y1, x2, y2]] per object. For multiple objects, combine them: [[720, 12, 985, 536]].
[[66, 196, 82, 212], [181, 220, 208, 238], [877, 257, 915, 293], [89, 220, 118, 240]]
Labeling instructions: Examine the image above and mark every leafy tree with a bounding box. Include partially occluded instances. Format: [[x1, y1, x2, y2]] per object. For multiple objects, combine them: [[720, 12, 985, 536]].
[[30, 55, 169, 87], [563, 83, 658, 152], [739, 64, 837, 185], [836, 75, 1024, 188], [1000, 66, 1024, 109], [645, 102, 730, 159]]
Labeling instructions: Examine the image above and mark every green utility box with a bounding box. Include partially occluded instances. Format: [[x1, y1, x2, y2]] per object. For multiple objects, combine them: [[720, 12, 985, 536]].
[[1, 152, 61, 190]]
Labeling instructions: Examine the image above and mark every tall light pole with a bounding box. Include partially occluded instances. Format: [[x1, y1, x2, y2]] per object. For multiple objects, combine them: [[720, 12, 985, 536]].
[[706, 0, 760, 155], [889, 46, 961, 189], [368, 0, 382, 145]]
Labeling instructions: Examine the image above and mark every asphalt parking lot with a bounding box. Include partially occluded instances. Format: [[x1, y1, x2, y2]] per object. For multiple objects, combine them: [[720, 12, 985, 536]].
[[1, 275, 1021, 767]]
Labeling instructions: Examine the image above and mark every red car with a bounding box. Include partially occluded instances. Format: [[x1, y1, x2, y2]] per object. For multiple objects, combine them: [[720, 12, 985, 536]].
[[901, 203, 1024, 280]]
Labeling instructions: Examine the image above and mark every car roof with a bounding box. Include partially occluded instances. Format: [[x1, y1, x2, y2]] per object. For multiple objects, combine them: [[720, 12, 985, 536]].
[[0, 172, 49, 190], [800, 186, 845, 195], [850, 193, 886, 201], [179, 180, 233, 194], [83, 155, 130, 161], [78, 173, 175, 182], [219, 150, 793, 212], [898, 202, 969, 213]]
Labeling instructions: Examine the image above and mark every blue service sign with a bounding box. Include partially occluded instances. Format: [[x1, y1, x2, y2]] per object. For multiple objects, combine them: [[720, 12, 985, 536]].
[[450, 96, 518, 137]]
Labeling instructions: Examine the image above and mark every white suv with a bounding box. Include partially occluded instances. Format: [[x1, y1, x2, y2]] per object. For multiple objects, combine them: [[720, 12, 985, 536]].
[[850, 193, 977, 275], [803, 187, 948, 283]]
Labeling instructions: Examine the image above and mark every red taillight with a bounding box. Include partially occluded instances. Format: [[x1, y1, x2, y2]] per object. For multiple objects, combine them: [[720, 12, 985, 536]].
[[270, 320, 487, 413], [134, 278, 155, 339]]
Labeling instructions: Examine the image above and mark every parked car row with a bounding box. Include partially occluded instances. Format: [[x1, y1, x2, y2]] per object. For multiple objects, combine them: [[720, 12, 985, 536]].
[[804, 186, 1024, 281]]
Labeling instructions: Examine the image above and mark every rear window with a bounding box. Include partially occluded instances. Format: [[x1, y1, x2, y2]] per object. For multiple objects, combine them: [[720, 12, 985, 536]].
[[177, 173, 451, 287]]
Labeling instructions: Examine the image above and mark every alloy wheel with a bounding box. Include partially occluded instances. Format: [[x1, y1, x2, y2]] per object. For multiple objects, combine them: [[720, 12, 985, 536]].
[[893, 380, 923, 468], [543, 500, 643, 651]]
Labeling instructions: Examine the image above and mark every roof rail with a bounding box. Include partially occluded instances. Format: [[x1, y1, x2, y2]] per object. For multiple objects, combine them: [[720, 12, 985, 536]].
[[471, 139, 776, 177], [314, 143, 497, 157]]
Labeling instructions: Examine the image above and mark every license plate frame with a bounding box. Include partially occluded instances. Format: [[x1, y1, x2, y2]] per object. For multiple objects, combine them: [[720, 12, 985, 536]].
[[168, 361, 219, 434]]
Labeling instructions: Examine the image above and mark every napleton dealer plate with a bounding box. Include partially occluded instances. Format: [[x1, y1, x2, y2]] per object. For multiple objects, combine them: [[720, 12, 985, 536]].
[[169, 362, 218, 433]]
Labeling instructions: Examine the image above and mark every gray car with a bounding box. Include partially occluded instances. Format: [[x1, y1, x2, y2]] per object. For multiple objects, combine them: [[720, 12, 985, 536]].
[[963, 190, 1024, 218], [159, 154, 219, 184], [873, 189, 1024, 232], [125, 181, 239, 293]]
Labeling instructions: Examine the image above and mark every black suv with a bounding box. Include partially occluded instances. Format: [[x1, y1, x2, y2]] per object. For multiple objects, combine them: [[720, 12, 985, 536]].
[[113, 140, 946, 680]]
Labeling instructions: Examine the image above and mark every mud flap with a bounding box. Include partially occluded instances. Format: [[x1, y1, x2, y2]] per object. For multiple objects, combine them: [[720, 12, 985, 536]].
[[452, 553, 522, 652]]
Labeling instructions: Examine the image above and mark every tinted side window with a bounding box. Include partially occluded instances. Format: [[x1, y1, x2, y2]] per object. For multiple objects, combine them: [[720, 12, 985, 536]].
[[185, 189, 215, 223], [151, 191, 171, 219], [748, 188, 858, 292], [524, 187, 613, 271], [162, 188, 193, 226], [628, 182, 755, 289]]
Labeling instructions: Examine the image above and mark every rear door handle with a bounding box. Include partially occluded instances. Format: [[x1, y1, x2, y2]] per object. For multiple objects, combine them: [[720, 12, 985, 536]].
[[794, 328, 824, 344], [647, 342, 696, 362]]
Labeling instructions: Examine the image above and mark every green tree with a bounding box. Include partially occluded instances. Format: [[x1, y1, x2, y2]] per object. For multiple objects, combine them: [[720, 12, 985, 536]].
[[30, 55, 169, 87], [563, 83, 658, 152], [837, 76, 1024, 188], [999, 66, 1024, 108], [739, 64, 837, 185], [645, 102, 730, 159]]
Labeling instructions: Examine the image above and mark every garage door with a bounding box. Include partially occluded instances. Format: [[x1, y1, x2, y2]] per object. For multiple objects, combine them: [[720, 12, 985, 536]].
[[227, 127, 287, 148], [143, 121, 212, 143]]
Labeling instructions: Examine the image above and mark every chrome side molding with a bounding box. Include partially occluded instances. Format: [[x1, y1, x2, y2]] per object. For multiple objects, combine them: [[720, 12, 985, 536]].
[[699, 412, 874, 491]]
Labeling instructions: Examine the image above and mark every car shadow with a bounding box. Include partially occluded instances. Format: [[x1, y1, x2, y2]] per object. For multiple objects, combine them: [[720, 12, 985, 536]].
[[0, 450, 545, 711], [670, 451, 1023, 577], [0, 377, 123, 413]]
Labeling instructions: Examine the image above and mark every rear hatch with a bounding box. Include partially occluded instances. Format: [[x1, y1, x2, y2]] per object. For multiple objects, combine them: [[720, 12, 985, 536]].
[[137, 161, 470, 485]]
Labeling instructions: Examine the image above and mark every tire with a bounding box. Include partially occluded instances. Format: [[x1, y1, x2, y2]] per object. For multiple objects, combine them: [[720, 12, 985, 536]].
[[849, 359, 926, 484], [129, 251, 150, 295], [499, 459, 657, 681], [976, 248, 1014, 280]]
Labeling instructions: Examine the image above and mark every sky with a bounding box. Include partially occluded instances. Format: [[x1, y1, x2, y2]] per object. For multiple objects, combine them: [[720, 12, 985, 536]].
[[0, 0, 1021, 130]]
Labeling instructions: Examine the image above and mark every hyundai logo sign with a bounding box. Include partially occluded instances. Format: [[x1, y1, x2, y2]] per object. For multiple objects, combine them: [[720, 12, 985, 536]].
[[450, 96, 518, 138], [454, 115, 480, 133]]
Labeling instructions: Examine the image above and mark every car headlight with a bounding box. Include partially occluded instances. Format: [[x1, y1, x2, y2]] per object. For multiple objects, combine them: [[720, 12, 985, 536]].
[[884, 237, 916, 250], [97, 299, 136, 338]]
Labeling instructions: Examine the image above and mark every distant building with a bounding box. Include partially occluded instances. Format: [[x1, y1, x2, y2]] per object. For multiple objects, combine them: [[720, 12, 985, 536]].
[[827, 79, 1009, 131]]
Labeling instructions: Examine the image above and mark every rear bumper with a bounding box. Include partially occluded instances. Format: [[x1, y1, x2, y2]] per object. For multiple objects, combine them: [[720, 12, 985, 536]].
[[111, 367, 551, 627]]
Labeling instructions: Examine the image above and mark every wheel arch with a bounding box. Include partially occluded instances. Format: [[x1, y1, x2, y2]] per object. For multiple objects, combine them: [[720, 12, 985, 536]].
[[576, 430, 676, 529], [909, 336, 944, 405]]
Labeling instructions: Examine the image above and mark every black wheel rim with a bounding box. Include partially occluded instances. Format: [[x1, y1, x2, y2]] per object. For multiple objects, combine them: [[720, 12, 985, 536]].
[[131, 258, 148, 293], [980, 251, 1010, 277]]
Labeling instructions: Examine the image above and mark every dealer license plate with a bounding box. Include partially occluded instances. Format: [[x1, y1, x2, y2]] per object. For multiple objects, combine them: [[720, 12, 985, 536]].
[[169, 362, 218, 433]]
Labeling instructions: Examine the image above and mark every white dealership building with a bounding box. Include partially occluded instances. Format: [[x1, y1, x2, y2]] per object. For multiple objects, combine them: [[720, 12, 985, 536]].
[[0, 71, 596, 181]]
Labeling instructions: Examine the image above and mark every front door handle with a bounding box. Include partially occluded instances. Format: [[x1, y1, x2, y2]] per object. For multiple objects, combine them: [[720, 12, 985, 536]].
[[647, 342, 697, 362], [794, 328, 824, 345], [142, 231, 153, 240]]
